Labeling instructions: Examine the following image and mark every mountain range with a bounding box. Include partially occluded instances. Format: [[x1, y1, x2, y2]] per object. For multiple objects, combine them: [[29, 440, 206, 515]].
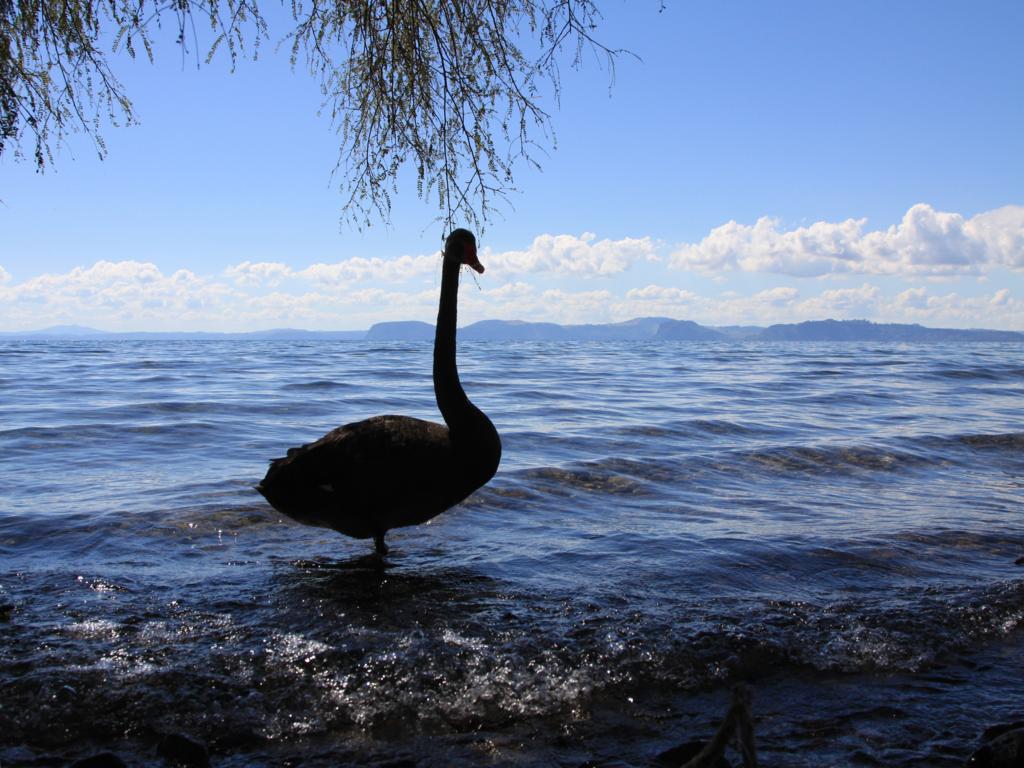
[[2, 319, 1021, 342]]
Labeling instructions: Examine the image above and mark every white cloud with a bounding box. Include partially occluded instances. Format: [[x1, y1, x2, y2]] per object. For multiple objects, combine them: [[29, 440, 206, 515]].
[[486, 232, 658, 277], [611, 281, 1022, 329], [894, 286, 929, 310], [224, 253, 442, 287], [343, 287, 438, 307], [753, 286, 800, 305], [625, 285, 700, 303], [452, 284, 617, 324], [671, 204, 1024, 278], [886, 287, 1024, 326], [612, 285, 804, 326], [798, 284, 880, 314], [297, 254, 440, 285], [2, 216, 1022, 331], [991, 288, 1011, 306], [484, 281, 535, 301], [0, 260, 236, 329], [221, 232, 656, 290], [491, 288, 617, 323], [225, 261, 293, 286], [968, 206, 1024, 269]]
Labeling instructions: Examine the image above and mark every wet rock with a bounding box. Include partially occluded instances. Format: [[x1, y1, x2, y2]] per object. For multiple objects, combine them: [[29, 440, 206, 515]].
[[965, 722, 1024, 767], [653, 685, 756, 768], [157, 733, 210, 767], [981, 722, 1024, 742], [0, 602, 13, 621], [372, 759, 419, 768], [71, 754, 128, 768], [655, 741, 731, 767]]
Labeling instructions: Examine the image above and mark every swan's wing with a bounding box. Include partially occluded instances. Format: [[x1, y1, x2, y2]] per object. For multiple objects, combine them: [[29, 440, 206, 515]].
[[257, 415, 458, 535]]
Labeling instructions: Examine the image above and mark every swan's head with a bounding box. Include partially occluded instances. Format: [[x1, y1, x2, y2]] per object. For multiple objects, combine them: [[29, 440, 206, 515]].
[[446, 228, 484, 274]]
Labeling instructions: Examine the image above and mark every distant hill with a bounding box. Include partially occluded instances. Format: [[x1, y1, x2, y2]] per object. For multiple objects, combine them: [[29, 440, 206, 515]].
[[2, 318, 1021, 342], [365, 321, 435, 341], [366, 317, 680, 341], [559, 317, 673, 341], [655, 320, 726, 341], [461, 317, 676, 341], [460, 320, 568, 341], [761, 319, 1024, 342], [35, 324, 103, 336], [368, 317, 690, 341], [711, 325, 764, 341], [243, 329, 366, 340]]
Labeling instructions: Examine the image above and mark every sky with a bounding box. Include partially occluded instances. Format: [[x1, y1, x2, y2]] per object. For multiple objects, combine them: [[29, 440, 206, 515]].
[[1, 0, 1022, 331]]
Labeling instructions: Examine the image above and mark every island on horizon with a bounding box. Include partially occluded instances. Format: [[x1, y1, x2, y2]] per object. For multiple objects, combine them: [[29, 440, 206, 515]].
[[2, 318, 1022, 342]]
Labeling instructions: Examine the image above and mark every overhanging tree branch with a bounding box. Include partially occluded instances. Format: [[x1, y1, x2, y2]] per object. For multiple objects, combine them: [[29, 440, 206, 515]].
[[1, 0, 624, 232]]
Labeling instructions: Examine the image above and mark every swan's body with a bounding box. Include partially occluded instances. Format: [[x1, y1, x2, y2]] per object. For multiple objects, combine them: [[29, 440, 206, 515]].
[[257, 229, 500, 555]]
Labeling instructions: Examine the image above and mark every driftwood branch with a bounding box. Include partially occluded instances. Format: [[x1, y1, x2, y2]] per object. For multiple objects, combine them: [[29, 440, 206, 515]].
[[675, 684, 758, 768]]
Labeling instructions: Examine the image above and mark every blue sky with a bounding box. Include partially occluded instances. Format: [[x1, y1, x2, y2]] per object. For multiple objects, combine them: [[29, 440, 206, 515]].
[[1, 0, 1022, 331]]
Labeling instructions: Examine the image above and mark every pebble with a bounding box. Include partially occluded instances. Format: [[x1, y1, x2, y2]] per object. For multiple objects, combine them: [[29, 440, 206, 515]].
[[157, 733, 211, 767], [71, 754, 127, 768], [965, 723, 1024, 767]]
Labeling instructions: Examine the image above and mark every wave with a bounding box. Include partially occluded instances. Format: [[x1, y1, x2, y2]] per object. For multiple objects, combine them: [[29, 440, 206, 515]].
[[739, 443, 932, 475], [793, 368, 846, 377], [788, 389, 895, 407], [1, 560, 1020, 753], [953, 431, 1024, 450], [488, 431, 1024, 509], [731, 431, 1023, 476], [0, 490, 276, 560], [281, 380, 357, 391], [925, 366, 1024, 381], [614, 418, 778, 439], [0, 421, 224, 448], [515, 465, 650, 496]]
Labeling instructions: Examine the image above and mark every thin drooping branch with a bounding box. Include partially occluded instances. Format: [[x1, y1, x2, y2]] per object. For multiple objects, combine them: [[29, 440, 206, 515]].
[[1, 0, 265, 168], [288, 0, 624, 232]]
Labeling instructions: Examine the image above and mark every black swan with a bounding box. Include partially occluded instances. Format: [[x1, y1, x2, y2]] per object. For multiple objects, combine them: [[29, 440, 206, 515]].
[[257, 229, 501, 556]]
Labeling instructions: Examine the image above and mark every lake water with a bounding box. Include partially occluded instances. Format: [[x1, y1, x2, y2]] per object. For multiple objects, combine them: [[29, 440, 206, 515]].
[[1, 340, 1022, 766]]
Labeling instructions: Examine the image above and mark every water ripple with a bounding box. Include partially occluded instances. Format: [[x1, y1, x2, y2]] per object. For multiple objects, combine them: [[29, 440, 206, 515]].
[[1, 339, 1022, 766]]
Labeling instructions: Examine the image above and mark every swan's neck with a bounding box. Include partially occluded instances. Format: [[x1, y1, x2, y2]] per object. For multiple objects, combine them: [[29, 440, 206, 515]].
[[433, 249, 501, 481], [433, 257, 472, 430]]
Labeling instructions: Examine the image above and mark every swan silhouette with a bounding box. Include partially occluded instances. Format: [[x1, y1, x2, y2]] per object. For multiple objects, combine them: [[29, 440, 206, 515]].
[[257, 229, 501, 556]]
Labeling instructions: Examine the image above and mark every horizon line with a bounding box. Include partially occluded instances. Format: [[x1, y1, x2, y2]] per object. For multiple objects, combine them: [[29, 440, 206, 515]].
[[2, 317, 1022, 336]]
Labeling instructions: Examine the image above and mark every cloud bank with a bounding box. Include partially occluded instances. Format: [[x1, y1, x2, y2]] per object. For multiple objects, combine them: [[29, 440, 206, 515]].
[[671, 204, 1024, 278], [613, 282, 1023, 328], [222, 233, 658, 290], [484, 232, 659, 276], [1, 261, 1019, 331], [1, 204, 1021, 330]]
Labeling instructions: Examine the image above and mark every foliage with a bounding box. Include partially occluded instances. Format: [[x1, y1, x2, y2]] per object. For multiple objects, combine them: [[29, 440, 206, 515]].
[[0, 0, 619, 230], [0, 0, 263, 167]]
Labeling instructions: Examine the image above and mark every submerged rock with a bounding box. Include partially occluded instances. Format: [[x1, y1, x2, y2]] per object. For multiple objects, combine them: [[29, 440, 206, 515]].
[[655, 740, 731, 767], [965, 722, 1024, 767], [71, 754, 127, 768], [653, 685, 756, 768], [157, 733, 210, 767]]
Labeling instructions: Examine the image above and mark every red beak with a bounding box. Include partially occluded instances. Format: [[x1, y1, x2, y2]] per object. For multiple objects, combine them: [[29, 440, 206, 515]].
[[466, 246, 485, 274]]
